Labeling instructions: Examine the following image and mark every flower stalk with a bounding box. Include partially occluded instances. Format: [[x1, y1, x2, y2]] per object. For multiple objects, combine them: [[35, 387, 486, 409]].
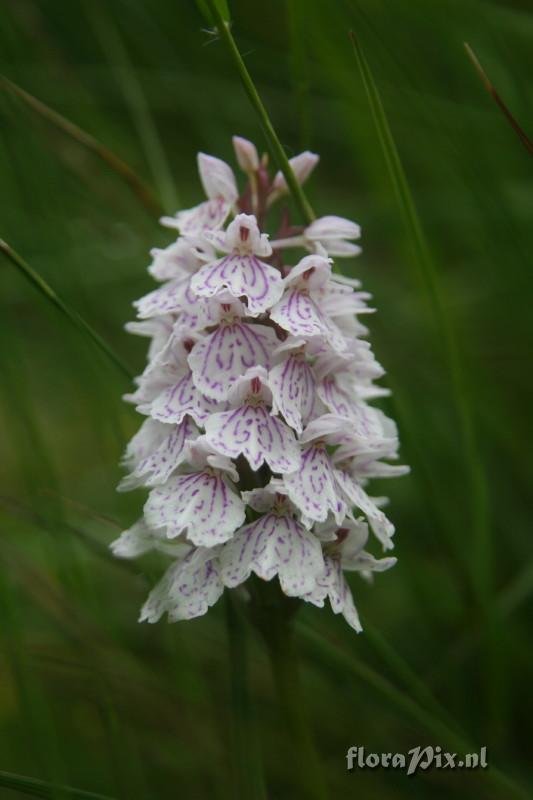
[[204, 0, 315, 226]]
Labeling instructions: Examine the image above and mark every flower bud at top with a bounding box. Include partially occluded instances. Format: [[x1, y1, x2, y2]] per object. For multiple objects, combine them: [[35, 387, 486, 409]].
[[232, 136, 260, 173], [272, 151, 320, 194]]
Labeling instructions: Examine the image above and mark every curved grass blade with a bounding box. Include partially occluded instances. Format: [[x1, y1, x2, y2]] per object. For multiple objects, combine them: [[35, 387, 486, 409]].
[[84, 1, 178, 213], [464, 43, 533, 156], [203, 0, 316, 225], [0, 770, 115, 800], [349, 31, 490, 608], [0, 75, 163, 217], [364, 623, 466, 737], [298, 622, 528, 800], [0, 239, 133, 381]]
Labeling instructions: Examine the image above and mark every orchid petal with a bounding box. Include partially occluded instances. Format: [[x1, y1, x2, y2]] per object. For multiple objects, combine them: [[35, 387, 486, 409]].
[[232, 136, 259, 172], [140, 547, 223, 622], [272, 151, 319, 194], [188, 321, 279, 401], [270, 288, 347, 353], [125, 316, 174, 361], [305, 556, 362, 632], [334, 468, 395, 550], [285, 444, 346, 524], [120, 417, 198, 490], [161, 198, 231, 234], [220, 512, 324, 595], [269, 354, 319, 434], [151, 370, 219, 426], [144, 470, 245, 546], [134, 274, 191, 319], [198, 153, 238, 202], [111, 518, 190, 559], [191, 254, 283, 315], [205, 403, 300, 473]]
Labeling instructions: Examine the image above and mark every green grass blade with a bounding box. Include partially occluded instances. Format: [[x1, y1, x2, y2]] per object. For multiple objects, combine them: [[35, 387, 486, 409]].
[[364, 623, 465, 737], [349, 31, 490, 607], [298, 623, 528, 800], [0, 75, 162, 217], [84, 1, 178, 213], [195, 0, 230, 25], [204, 0, 316, 225], [0, 771, 115, 800], [464, 43, 533, 156], [0, 240, 133, 381]]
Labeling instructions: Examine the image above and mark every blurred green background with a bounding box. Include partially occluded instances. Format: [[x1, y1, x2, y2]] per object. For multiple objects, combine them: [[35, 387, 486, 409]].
[[1, 0, 532, 797]]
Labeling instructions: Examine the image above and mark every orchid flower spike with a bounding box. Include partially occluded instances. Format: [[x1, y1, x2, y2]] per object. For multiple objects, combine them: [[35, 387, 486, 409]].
[[113, 136, 408, 633]]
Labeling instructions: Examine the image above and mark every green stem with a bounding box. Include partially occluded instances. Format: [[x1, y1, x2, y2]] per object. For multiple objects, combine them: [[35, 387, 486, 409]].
[[258, 595, 328, 800], [225, 594, 267, 800], [205, 0, 315, 225]]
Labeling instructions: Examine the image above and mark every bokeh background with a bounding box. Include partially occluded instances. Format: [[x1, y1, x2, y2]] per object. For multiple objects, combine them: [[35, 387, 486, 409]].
[[1, 0, 532, 798]]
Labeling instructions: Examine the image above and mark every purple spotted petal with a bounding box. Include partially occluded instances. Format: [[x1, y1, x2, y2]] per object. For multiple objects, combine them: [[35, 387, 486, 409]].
[[140, 547, 224, 622], [119, 418, 171, 471], [162, 198, 231, 235], [151, 370, 219, 426], [144, 470, 245, 546], [131, 417, 198, 488], [318, 377, 386, 441], [269, 354, 319, 434], [334, 468, 395, 550], [205, 404, 300, 473], [285, 444, 346, 524], [269, 288, 347, 353], [134, 274, 191, 319], [188, 321, 279, 401], [125, 316, 174, 361], [304, 556, 362, 632], [190, 254, 283, 315], [220, 512, 324, 595], [111, 519, 190, 559]]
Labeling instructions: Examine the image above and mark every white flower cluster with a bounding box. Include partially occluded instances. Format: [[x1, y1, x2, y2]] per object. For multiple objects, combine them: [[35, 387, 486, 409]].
[[112, 137, 408, 632]]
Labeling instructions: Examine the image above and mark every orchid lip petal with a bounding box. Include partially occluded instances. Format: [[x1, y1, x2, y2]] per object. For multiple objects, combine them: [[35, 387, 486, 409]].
[[188, 321, 279, 401], [270, 287, 348, 354], [140, 547, 224, 623], [144, 469, 245, 547], [205, 403, 301, 473], [285, 443, 347, 525], [269, 353, 319, 434], [191, 253, 282, 315], [220, 511, 324, 596]]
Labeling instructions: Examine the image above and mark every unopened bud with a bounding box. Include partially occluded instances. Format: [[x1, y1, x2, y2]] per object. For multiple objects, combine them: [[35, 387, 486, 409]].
[[232, 136, 260, 173]]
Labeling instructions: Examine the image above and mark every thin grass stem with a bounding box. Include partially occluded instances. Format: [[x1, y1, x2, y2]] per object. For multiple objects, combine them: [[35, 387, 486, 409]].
[[204, 0, 315, 225], [0, 239, 133, 381], [84, 1, 178, 212], [0, 770, 115, 800], [298, 622, 528, 800], [1, 75, 163, 217], [349, 31, 490, 608]]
